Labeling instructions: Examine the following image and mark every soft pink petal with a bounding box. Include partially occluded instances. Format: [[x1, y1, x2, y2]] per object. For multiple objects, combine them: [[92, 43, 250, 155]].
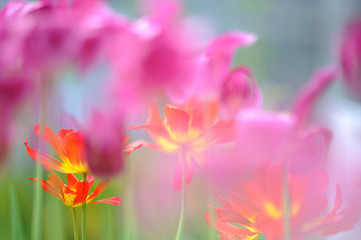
[[292, 66, 338, 126]]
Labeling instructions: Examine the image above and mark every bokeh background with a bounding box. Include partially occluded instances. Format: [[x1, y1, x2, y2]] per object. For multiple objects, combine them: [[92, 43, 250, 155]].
[[0, 0, 361, 239]]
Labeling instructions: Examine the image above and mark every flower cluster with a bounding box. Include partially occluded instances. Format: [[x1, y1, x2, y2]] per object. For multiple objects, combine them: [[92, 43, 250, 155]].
[[0, 0, 360, 239]]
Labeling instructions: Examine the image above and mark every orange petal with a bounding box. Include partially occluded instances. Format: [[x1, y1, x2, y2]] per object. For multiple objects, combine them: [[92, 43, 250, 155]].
[[124, 141, 143, 156], [34, 124, 66, 160], [87, 180, 109, 202], [164, 104, 190, 141], [89, 197, 121, 205], [61, 130, 86, 167], [25, 139, 66, 172], [129, 104, 171, 141], [188, 98, 220, 131], [66, 174, 78, 188], [203, 119, 236, 146]]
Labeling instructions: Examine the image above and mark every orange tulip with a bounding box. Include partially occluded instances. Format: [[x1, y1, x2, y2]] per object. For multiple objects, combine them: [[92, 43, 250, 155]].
[[130, 98, 235, 189], [25, 124, 89, 174], [206, 162, 360, 240], [30, 172, 121, 208]]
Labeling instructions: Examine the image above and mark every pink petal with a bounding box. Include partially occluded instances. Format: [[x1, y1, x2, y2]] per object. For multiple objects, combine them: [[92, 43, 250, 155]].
[[292, 66, 338, 126]]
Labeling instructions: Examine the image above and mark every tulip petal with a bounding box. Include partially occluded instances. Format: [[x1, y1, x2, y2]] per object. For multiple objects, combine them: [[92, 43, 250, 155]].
[[87, 180, 109, 202], [203, 119, 236, 146], [89, 197, 121, 205], [34, 124, 66, 160], [25, 139, 65, 172], [164, 104, 190, 140], [292, 66, 338, 126]]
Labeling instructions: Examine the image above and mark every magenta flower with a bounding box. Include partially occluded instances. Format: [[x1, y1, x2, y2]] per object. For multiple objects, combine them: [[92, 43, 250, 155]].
[[340, 17, 361, 100], [0, 75, 30, 163], [196, 31, 257, 98], [84, 110, 141, 177], [220, 66, 262, 118], [107, 0, 201, 103], [235, 66, 337, 172]]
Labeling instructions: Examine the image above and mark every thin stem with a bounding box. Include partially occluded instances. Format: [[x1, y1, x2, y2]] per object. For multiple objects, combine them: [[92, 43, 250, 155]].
[[175, 146, 187, 240], [71, 208, 79, 240], [283, 165, 291, 240], [31, 80, 48, 240], [82, 173, 87, 240]]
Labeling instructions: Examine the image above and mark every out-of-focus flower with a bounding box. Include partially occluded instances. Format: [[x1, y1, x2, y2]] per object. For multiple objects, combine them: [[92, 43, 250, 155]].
[[25, 124, 89, 174], [84, 111, 141, 177], [236, 66, 337, 172], [107, 0, 203, 103], [195, 31, 257, 98], [340, 17, 361, 100], [130, 98, 235, 189], [0, 75, 30, 163], [220, 67, 262, 118], [30, 172, 121, 208], [291, 66, 339, 126], [0, 0, 118, 78], [206, 161, 361, 240]]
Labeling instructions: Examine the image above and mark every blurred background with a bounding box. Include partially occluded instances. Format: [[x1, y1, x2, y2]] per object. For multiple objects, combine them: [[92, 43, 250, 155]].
[[0, 0, 361, 239]]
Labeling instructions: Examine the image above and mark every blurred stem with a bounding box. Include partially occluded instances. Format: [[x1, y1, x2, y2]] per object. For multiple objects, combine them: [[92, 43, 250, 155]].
[[32, 80, 48, 240], [82, 173, 87, 240], [71, 208, 79, 240], [283, 165, 291, 240], [175, 146, 186, 240], [10, 185, 26, 240], [207, 167, 217, 240]]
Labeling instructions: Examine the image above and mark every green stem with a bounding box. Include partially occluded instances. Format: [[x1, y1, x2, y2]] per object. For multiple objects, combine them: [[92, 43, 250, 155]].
[[82, 173, 87, 240], [71, 208, 79, 240], [31, 81, 48, 240], [175, 146, 187, 240], [283, 165, 291, 240]]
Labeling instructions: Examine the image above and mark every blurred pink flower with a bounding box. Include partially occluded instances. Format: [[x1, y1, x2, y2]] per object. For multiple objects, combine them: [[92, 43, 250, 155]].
[[0, 75, 30, 163], [107, 0, 201, 103], [340, 17, 361, 100], [130, 98, 235, 189], [236, 66, 337, 172], [206, 161, 361, 239], [84, 110, 141, 177], [220, 66, 262, 118], [195, 31, 257, 98]]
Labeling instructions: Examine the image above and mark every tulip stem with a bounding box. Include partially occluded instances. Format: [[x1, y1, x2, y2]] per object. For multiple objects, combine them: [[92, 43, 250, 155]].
[[175, 146, 187, 240], [283, 166, 291, 240], [31, 80, 48, 240], [71, 208, 79, 240], [82, 173, 87, 240]]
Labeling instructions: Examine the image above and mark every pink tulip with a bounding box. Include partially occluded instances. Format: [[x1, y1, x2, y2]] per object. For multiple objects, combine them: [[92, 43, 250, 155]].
[[220, 66, 262, 118], [84, 110, 124, 177], [196, 31, 257, 97], [84, 110, 141, 177], [340, 17, 361, 100], [107, 0, 202, 103], [0, 75, 30, 163]]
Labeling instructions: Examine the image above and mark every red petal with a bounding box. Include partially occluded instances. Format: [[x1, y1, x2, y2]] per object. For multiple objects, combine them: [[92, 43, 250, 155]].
[[66, 174, 78, 188], [61, 130, 85, 167], [87, 180, 109, 202], [25, 139, 66, 172], [89, 197, 121, 205], [34, 124, 66, 160]]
